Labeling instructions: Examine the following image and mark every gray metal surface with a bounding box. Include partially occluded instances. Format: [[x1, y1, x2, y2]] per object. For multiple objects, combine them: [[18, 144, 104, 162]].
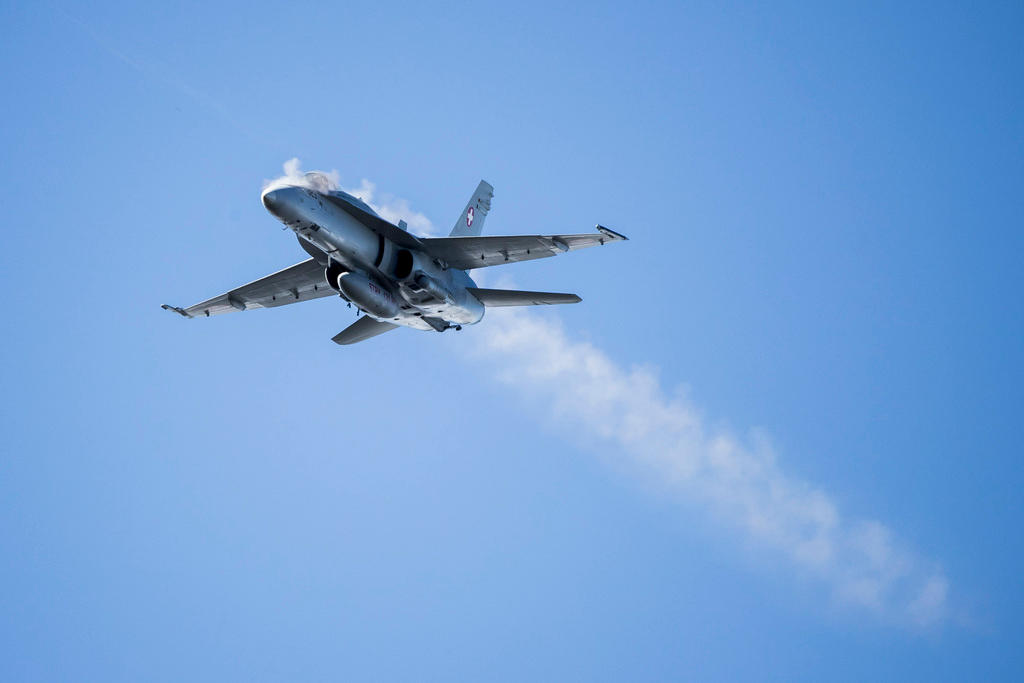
[[162, 258, 332, 318], [449, 180, 494, 237], [466, 288, 581, 306], [331, 316, 399, 345], [421, 225, 627, 270], [164, 177, 627, 344], [322, 192, 424, 250]]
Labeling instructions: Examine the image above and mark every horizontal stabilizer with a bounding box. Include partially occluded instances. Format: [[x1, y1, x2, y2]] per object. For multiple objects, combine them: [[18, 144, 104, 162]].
[[467, 287, 581, 307], [331, 316, 399, 345]]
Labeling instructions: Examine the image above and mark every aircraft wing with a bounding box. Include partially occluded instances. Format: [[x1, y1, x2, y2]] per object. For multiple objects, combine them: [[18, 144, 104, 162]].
[[162, 258, 333, 318], [419, 225, 627, 270]]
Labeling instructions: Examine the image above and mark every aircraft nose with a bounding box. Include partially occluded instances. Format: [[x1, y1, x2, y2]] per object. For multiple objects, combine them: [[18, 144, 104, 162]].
[[262, 188, 281, 210]]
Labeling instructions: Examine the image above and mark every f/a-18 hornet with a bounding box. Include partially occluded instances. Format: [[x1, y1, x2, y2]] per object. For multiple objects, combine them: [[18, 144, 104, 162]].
[[163, 173, 627, 345]]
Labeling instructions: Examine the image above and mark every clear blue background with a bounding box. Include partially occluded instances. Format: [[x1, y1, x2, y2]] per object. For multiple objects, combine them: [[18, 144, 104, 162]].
[[2, 1, 1022, 679]]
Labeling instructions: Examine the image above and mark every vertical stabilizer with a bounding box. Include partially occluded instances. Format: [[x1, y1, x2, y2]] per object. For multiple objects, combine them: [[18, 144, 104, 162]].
[[449, 180, 493, 237]]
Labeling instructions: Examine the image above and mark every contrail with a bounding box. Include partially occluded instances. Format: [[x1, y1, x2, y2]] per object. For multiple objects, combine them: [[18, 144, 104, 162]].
[[55, 7, 285, 154], [263, 164, 952, 627], [456, 307, 950, 628]]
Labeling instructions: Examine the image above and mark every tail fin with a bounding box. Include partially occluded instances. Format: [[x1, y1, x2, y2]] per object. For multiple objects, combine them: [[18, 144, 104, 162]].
[[449, 180, 493, 237]]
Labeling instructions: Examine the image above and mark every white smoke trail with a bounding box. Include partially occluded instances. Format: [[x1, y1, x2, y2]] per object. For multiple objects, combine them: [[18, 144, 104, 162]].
[[260, 168, 951, 626], [263, 159, 435, 235], [462, 308, 950, 628]]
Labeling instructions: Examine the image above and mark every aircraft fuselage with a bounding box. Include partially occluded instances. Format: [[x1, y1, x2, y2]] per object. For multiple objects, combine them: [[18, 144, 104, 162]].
[[261, 184, 484, 332]]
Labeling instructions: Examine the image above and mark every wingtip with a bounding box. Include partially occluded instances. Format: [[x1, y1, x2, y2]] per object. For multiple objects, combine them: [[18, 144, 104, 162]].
[[161, 304, 192, 318], [596, 224, 628, 241]]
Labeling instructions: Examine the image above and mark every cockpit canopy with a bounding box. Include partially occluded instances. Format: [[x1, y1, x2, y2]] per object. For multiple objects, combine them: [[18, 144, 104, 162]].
[[299, 172, 378, 216], [301, 171, 337, 193]]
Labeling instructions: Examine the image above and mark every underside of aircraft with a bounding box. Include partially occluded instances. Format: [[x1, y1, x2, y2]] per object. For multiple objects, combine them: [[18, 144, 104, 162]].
[[164, 175, 627, 344]]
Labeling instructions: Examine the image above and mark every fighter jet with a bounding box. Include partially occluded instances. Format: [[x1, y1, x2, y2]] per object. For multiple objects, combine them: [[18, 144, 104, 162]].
[[163, 174, 627, 344]]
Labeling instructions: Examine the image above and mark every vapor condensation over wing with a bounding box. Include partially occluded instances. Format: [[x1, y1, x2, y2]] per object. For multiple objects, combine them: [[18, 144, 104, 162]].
[[264, 159, 436, 236]]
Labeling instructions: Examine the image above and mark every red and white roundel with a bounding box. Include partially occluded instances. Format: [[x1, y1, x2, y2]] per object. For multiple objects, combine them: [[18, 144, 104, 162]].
[[466, 206, 475, 227]]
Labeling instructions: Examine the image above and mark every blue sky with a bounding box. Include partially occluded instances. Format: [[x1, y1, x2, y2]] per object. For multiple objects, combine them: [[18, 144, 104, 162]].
[[2, 1, 1022, 679]]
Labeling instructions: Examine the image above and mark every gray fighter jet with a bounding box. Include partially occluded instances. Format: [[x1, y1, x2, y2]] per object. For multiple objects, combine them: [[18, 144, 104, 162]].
[[163, 174, 627, 344]]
